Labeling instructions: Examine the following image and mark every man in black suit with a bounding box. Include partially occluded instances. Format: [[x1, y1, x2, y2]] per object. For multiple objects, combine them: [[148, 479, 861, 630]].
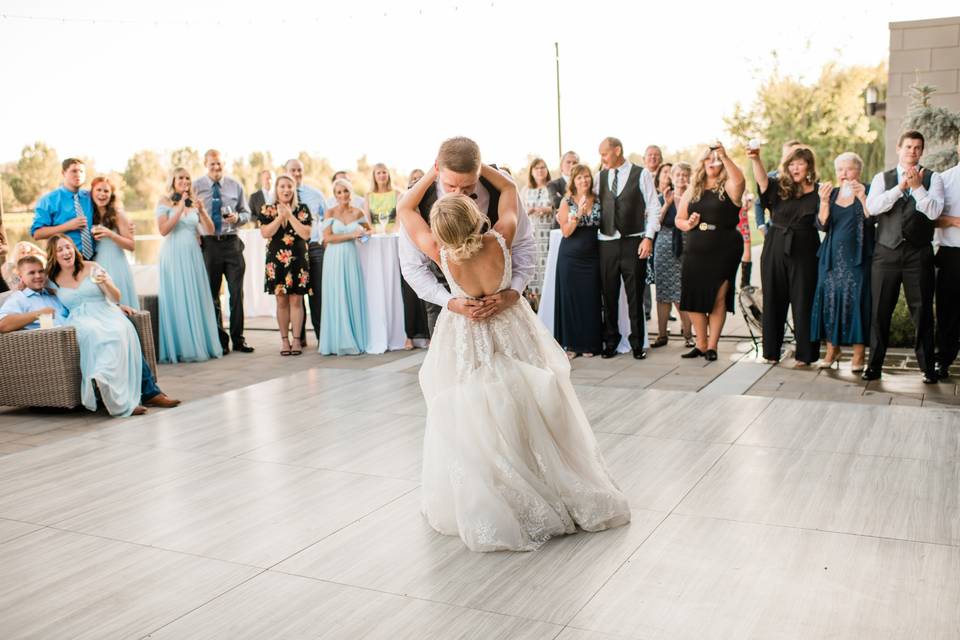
[[248, 169, 273, 221], [547, 150, 580, 212], [596, 137, 660, 359]]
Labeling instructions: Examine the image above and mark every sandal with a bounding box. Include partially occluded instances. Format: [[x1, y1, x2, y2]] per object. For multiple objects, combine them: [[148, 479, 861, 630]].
[[280, 336, 292, 357], [291, 334, 303, 356]]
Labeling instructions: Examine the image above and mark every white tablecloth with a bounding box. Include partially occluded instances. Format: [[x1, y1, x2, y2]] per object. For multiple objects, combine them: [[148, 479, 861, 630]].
[[358, 234, 407, 354], [240, 228, 277, 318], [537, 229, 647, 353]]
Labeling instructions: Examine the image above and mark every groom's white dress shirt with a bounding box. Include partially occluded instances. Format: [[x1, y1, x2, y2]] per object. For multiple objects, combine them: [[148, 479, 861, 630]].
[[399, 178, 535, 308]]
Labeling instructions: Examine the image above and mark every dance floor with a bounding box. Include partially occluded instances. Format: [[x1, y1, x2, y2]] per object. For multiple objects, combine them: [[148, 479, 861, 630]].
[[1, 347, 959, 639]]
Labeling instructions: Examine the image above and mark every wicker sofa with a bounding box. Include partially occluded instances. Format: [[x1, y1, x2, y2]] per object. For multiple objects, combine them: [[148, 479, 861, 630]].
[[0, 291, 158, 409]]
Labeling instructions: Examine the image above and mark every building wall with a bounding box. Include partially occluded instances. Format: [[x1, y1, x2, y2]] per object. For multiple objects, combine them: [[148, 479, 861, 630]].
[[886, 16, 960, 166]]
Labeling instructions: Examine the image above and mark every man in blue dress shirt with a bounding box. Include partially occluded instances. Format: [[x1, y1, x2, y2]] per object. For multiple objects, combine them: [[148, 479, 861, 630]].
[[0, 255, 180, 410], [193, 149, 254, 354], [31, 158, 96, 258]]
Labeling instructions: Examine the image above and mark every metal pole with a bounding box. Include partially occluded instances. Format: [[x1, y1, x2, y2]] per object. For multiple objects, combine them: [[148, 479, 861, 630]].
[[554, 42, 562, 162]]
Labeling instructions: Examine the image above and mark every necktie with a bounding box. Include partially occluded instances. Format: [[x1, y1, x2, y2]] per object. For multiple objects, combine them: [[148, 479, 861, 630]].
[[612, 168, 620, 196], [74, 193, 94, 259], [211, 181, 223, 235]]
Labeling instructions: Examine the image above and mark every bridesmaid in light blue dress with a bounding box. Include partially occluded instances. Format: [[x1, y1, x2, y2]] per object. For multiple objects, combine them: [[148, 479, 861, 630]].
[[47, 235, 143, 416], [320, 179, 370, 355], [156, 168, 223, 363], [90, 175, 139, 309]]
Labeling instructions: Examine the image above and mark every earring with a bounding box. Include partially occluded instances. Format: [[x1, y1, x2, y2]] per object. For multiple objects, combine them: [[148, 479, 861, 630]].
[[807, 173, 813, 183]]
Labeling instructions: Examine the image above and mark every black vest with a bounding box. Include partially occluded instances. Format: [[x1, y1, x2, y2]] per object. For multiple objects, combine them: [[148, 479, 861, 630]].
[[878, 168, 934, 249], [417, 176, 502, 229], [598, 164, 645, 237]]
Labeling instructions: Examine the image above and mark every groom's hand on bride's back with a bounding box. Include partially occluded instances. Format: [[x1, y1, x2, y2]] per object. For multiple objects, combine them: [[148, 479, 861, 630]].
[[471, 289, 520, 320]]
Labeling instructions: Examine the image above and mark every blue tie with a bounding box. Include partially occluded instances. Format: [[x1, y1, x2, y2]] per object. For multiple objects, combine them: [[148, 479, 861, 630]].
[[211, 181, 223, 235], [74, 193, 94, 259]]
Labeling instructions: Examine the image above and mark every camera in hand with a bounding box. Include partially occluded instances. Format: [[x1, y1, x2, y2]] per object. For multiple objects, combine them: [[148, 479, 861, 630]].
[[185, 198, 193, 207], [171, 193, 182, 203]]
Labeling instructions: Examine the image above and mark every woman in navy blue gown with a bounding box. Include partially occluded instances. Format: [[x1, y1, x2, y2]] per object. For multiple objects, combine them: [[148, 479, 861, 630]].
[[554, 164, 602, 357], [811, 152, 873, 372]]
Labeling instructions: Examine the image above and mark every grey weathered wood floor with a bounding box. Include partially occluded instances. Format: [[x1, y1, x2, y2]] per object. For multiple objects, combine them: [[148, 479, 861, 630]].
[[1, 359, 959, 639]]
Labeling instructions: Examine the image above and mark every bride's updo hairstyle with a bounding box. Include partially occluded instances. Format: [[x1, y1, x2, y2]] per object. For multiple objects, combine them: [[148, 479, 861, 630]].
[[430, 194, 490, 262]]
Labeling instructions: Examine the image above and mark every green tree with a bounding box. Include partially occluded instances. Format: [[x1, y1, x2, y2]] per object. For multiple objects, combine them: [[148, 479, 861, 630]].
[[123, 150, 166, 210], [170, 147, 204, 178], [232, 151, 275, 194], [7, 141, 60, 207], [724, 61, 887, 182], [902, 81, 960, 171], [297, 151, 333, 192]]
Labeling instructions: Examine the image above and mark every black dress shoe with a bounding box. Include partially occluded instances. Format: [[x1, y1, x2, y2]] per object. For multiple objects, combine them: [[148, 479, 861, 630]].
[[233, 341, 255, 353], [861, 368, 881, 381], [600, 348, 618, 359], [935, 363, 951, 380], [681, 347, 704, 359], [704, 349, 718, 361], [922, 371, 938, 384], [632, 348, 646, 360]]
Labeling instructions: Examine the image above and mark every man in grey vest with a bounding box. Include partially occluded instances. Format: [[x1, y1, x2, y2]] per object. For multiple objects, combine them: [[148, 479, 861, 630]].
[[597, 137, 660, 359], [862, 130, 945, 382]]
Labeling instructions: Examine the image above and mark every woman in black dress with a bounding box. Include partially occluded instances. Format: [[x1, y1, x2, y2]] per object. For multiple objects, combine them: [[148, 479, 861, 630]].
[[676, 143, 746, 361], [258, 174, 312, 355], [747, 145, 821, 366], [554, 164, 602, 357]]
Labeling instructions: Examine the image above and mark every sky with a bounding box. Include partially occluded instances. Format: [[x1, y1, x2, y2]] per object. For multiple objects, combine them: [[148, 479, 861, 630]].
[[0, 0, 957, 176]]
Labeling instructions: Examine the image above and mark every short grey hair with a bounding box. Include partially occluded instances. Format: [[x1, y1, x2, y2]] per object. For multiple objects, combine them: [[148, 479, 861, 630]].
[[834, 152, 863, 173]]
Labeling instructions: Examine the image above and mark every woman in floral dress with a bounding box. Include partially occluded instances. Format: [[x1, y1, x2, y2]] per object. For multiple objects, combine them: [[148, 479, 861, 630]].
[[258, 174, 312, 355]]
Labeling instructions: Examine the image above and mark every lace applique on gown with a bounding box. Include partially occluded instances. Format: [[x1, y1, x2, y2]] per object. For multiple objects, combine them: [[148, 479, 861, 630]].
[[419, 230, 630, 552]]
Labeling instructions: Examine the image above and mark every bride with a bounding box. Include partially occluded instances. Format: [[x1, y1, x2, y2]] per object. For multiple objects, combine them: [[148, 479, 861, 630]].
[[398, 164, 630, 552]]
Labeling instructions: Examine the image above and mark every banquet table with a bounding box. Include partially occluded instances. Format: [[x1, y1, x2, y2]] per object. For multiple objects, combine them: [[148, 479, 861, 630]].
[[537, 229, 648, 353], [238, 229, 408, 354]]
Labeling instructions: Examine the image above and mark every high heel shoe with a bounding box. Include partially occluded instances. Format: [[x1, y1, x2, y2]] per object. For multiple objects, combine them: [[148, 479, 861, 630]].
[[280, 336, 292, 357], [816, 348, 842, 369], [290, 334, 303, 356]]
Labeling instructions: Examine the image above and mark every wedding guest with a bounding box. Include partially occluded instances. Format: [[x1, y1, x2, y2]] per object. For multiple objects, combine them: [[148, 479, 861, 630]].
[[32, 158, 96, 259], [548, 151, 580, 212], [0, 253, 180, 410], [156, 168, 223, 363], [862, 131, 945, 383], [555, 164, 602, 357], [89, 176, 138, 309], [522, 157, 554, 306], [258, 175, 312, 356], [249, 169, 274, 220], [645, 162, 674, 312], [408, 169, 425, 185], [367, 162, 400, 231], [655, 163, 673, 195], [639, 146, 663, 320], [934, 137, 960, 379], [402, 171, 431, 347], [737, 192, 755, 289], [596, 136, 660, 359], [286, 158, 326, 348], [749, 144, 821, 366], [810, 152, 873, 371], [45, 236, 142, 416], [327, 170, 367, 213], [653, 163, 693, 347], [754, 140, 803, 235], [320, 178, 370, 355], [193, 149, 253, 354], [2, 241, 45, 291], [676, 143, 746, 361]]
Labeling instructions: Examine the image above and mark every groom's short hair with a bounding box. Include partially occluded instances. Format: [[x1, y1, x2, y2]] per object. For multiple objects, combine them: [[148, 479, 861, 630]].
[[437, 137, 481, 174]]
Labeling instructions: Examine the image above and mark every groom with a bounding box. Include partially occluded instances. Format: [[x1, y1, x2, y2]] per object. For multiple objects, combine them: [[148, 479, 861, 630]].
[[399, 137, 535, 332]]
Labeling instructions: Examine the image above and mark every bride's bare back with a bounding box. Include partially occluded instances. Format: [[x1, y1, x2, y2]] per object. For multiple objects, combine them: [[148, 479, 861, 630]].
[[443, 233, 507, 299]]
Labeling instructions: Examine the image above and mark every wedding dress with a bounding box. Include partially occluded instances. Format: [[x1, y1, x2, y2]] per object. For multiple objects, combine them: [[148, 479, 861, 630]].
[[419, 230, 631, 552]]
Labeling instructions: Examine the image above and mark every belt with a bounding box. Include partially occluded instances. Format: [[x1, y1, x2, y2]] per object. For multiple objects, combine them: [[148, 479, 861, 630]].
[[769, 222, 816, 256], [202, 234, 239, 242], [697, 223, 717, 231], [308, 241, 324, 248]]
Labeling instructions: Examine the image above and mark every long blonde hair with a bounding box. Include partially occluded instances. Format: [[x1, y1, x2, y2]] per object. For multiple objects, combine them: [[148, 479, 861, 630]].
[[429, 194, 489, 262], [690, 155, 729, 203], [165, 167, 206, 214]]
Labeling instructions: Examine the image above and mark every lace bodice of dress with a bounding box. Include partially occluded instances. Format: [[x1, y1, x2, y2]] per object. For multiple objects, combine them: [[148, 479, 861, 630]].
[[439, 230, 511, 299]]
